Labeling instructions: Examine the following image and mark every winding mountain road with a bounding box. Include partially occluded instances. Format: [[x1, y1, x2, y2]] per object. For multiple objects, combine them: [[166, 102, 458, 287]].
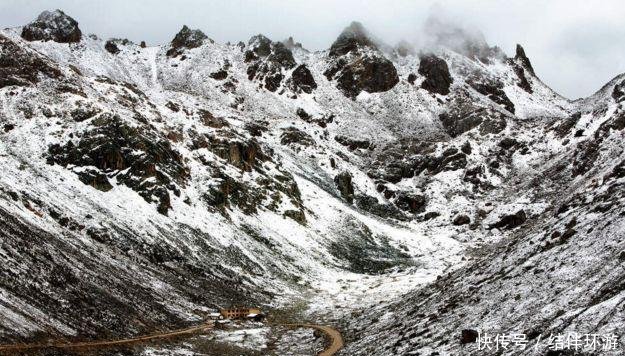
[[283, 323, 344, 356], [0, 323, 212, 354], [0, 322, 344, 355]]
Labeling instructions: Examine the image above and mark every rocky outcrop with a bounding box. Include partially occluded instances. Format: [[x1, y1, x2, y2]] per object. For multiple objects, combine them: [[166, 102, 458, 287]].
[[467, 77, 515, 113], [47, 114, 189, 215], [21, 10, 82, 43], [418, 54, 453, 95], [288, 64, 317, 94], [487, 209, 527, 230], [280, 127, 315, 146], [166, 25, 210, 57], [329, 21, 377, 57], [515, 44, 535, 76], [0, 35, 62, 88], [508, 44, 535, 93], [104, 40, 120, 54], [246, 35, 297, 92], [334, 171, 355, 204], [324, 22, 399, 98], [325, 54, 399, 99]]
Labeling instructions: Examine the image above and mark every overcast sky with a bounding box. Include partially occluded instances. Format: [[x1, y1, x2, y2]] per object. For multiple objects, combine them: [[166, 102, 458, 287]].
[[1, 0, 624, 99]]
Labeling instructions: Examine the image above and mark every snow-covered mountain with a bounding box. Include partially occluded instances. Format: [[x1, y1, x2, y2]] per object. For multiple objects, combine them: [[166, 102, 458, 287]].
[[1, 9, 624, 355]]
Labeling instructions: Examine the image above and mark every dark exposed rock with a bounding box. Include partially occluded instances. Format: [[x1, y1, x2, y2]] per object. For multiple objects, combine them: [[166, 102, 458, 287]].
[[552, 112, 581, 138], [21, 10, 82, 43], [461, 141, 472, 154], [267, 42, 296, 69], [335, 135, 371, 150], [467, 77, 515, 113], [140, 41, 146, 48], [488, 210, 527, 230], [289, 64, 317, 94], [296, 108, 311, 121], [334, 171, 355, 204], [105, 40, 120, 55], [284, 209, 306, 225], [209, 70, 228, 80], [613, 81, 625, 101], [331, 55, 399, 99], [244, 121, 268, 137], [498, 137, 519, 150], [3, 124, 15, 132], [280, 127, 315, 146], [355, 195, 407, 221], [460, 329, 479, 344], [418, 55, 453, 95], [165, 101, 180, 112], [198, 109, 228, 128], [452, 214, 471, 225], [329, 218, 411, 274], [512, 64, 533, 93], [479, 115, 507, 136], [515, 44, 535, 76], [70, 103, 100, 122], [439, 111, 482, 138], [166, 25, 209, 57], [248, 34, 272, 57], [47, 114, 188, 215], [246, 36, 296, 92], [208, 136, 267, 172], [572, 139, 600, 177], [0, 34, 63, 88], [394, 193, 426, 213], [407, 73, 417, 84], [329, 21, 377, 57]]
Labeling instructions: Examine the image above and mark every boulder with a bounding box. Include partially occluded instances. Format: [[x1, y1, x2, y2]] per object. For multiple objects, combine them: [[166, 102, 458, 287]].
[[21, 10, 82, 43], [418, 54, 453, 95], [452, 214, 471, 225], [461, 329, 479, 344], [104, 40, 120, 55]]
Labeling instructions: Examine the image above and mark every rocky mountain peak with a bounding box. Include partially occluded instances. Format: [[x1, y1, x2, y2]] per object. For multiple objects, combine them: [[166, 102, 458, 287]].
[[248, 34, 272, 57], [515, 43, 535, 75], [282, 36, 305, 51], [423, 15, 503, 63], [329, 21, 377, 56], [21, 9, 81, 43], [167, 25, 210, 56]]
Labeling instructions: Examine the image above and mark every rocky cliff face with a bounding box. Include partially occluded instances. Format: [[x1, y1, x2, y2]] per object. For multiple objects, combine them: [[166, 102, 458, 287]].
[[0, 9, 621, 356]]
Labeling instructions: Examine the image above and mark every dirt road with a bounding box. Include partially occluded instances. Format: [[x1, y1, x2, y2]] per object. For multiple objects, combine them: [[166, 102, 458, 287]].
[[0, 322, 343, 355], [283, 324, 344, 356], [0, 323, 213, 354]]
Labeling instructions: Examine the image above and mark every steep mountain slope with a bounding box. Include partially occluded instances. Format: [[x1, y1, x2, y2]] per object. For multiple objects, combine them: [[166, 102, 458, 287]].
[[0, 9, 621, 355]]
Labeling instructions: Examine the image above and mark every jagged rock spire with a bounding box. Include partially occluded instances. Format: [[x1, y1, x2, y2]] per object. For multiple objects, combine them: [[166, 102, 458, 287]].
[[21, 10, 82, 43], [515, 44, 535, 75]]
